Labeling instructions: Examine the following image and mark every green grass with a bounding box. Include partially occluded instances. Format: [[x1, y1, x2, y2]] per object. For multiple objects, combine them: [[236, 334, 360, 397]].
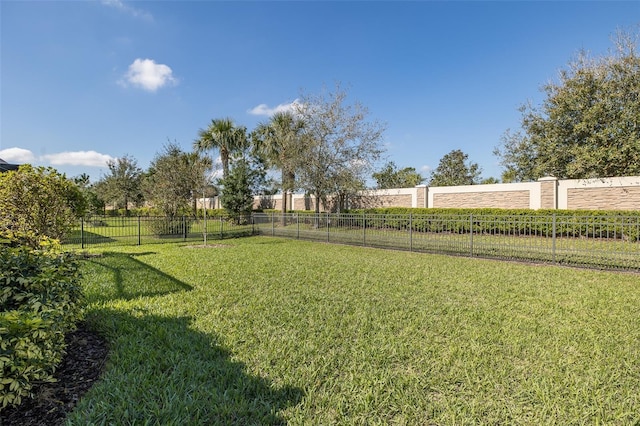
[[68, 237, 640, 424]]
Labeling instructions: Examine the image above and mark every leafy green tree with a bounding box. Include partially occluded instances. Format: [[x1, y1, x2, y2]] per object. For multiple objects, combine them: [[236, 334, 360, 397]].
[[495, 30, 640, 180], [194, 118, 247, 180], [372, 161, 425, 189], [429, 149, 481, 187], [295, 84, 386, 213], [73, 173, 105, 216], [143, 144, 212, 218], [218, 158, 256, 223], [95, 155, 144, 214], [252, 111, 305, 214], [0, 165, 85, 248]]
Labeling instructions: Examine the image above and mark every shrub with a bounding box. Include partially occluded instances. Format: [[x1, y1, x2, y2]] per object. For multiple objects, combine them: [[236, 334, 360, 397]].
[[146, 217, 193, 237], [0, 246, 84, 409], [0, 165, 85, 249]]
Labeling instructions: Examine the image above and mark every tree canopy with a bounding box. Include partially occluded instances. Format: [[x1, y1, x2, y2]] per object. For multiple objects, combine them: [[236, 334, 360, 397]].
[[252, 111, 305, 213], [143, 144, 212, 218], [495, 30, 640, 181], [373, 161, 425, 189], [429, 149, 481, 187], [295, 84, 386, 213], [95, 155, 144, 213], [194, 118, 247, 180], [73, 173, 105, 216]]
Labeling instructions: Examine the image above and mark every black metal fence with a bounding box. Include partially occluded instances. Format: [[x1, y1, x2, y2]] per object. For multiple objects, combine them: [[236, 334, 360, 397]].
[[253, 213, 640, 271], [63, 215, 254, 248], [64, 213, 640, 271]]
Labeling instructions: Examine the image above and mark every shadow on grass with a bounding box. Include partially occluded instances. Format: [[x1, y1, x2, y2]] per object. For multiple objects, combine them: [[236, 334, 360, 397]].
[[64, 229, 118, 245], [76, 310, 303, 425], [81, 251, 193, 302]]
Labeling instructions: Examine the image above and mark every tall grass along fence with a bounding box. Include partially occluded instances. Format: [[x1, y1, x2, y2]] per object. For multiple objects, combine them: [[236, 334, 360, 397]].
[[253, 212, 640, 271], [63, 215, 253, 248]]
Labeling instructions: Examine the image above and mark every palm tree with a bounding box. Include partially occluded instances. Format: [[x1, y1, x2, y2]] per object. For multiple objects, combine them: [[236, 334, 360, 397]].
[[253, 111, 305, 214], [194, 118, 247, 180]]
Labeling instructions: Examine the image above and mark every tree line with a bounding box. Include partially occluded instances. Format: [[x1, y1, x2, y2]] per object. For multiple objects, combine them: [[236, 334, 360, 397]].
[[75, 84, 501, 219]]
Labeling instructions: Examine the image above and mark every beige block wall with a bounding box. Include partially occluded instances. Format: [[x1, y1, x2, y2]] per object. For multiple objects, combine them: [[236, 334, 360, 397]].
[[253, 196, 280, 210], [433, 190, 530, 209], [362, 194, 413, 208], [386, 194, 413, 208], [567, 187, 640, 210], [246, 176, 640, 212], [293, 196, 317, 211]]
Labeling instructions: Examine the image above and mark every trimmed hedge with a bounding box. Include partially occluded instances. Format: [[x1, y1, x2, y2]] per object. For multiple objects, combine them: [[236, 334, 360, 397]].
[[342, 208, 640, 242], [0, 247, 84, 409], [103, 208, 232, 219]]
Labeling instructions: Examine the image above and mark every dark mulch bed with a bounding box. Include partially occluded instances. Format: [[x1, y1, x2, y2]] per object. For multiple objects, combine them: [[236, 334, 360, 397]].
[[1, 324, 109, 426]]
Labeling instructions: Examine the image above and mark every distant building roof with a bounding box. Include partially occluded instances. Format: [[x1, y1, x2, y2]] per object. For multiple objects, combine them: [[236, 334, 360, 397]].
[[0, 158, 20, 172]]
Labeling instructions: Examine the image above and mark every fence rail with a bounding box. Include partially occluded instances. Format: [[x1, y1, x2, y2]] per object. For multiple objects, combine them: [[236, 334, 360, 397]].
[[252, 213, 640, 271]]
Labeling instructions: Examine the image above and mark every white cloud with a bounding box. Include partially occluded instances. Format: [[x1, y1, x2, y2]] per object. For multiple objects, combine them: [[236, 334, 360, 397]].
[[42, 151, 115, 167], [0, 147, 114, 168], [0, 147, 36, 163], [248, 99, 301, 117], [121, 58, 177, 92], [101, 0, 153, 21], [420, 165, 432, 173]]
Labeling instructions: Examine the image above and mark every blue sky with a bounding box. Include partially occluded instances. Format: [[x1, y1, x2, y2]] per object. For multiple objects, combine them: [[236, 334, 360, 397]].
[[1, 1, 638, 183]]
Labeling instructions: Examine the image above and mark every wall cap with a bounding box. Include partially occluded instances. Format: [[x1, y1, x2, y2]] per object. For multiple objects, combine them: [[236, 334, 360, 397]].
[[538, 176, 558, 182]]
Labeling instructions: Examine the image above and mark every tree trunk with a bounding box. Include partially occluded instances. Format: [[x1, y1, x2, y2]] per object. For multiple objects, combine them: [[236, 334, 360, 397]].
[[311, 191, 321, 228]]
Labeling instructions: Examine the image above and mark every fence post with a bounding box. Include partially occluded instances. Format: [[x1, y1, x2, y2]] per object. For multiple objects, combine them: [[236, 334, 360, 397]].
[[183, 216, 187, 241], [81, 218, 85, 249], [220, 216, 224, 239], [552, 213, 557, 263], [138, 216, 141, 246], [271, 213, 275, 236], [363, 212, 366, 247], [204, 210, 208, 244], [297, 214, 300, 239], [469, 213, 474, 257], [409, 213, 413, 252], [327, 212, 330, 243]]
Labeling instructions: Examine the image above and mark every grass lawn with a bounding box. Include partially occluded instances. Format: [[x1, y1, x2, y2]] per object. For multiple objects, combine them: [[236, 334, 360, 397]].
[[68, 236, 640, 424]]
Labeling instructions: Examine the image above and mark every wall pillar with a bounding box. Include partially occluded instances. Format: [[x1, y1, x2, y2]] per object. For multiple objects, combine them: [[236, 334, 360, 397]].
[[416, 185, 428, 208], [538, 176, 558, 209]]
